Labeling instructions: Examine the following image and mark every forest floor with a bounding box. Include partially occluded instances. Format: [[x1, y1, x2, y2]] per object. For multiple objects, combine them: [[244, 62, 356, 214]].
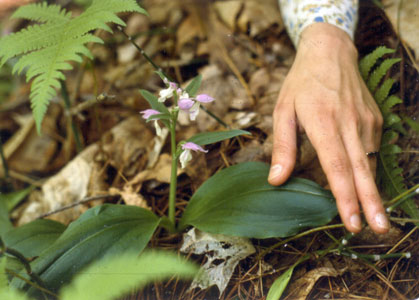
[[0, 0, 418, 299]]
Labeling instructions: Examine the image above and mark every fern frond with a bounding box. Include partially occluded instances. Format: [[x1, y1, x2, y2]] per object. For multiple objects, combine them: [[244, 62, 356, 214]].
[[374, 78, 395, 104], [0, 0, 146, 133], [367, 58, 401, 92], [11, 2, 71, 23], [361, 47, 419, 221], [359, 46, 395, 79], [382, 95, 402, 114]]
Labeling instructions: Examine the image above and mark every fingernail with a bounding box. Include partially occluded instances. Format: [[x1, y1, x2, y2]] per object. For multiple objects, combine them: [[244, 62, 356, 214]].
[[269, 164, 283, 181], [375, 213, 389, 230], [350, 214, 362, 231]]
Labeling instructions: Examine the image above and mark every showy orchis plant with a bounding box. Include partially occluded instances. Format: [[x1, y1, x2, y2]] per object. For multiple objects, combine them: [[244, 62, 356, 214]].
[[139, 76, 219, 229]]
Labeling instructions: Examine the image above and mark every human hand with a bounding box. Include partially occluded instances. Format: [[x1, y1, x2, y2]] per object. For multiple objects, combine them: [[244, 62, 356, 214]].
[[268, 23, 389, 234], [0, 0, 32, 13]]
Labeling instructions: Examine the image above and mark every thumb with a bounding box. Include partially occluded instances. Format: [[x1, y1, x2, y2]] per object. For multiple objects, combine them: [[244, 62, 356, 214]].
[[268, 108, 297, 186]]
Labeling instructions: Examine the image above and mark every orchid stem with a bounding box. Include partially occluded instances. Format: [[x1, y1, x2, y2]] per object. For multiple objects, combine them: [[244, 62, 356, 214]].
[[168, 121, 177, 227]]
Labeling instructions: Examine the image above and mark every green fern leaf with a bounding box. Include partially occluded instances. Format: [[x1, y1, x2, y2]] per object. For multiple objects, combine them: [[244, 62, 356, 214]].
[[11, 2, 71, 23], [374, 78, 395, 104], [0, 0, 147, 133], [367, 58, 401, 92], [359, 46, 395, 79], [384, 114, 401, 128], [382, 95, 403, 114], [361, 47, 419, 222]]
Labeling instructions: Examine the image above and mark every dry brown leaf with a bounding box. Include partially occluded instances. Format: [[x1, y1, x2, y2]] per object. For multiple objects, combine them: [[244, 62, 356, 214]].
[[101, 116, 153, 177], [231, 139, 266, 164], [109, 186, 149, 209], [127, 153, 176, 187], [383, 0, 419, 62], [237, 0, 282, 36], [6, 105, 60, 174], [213, 0, 243, 30], [17, 144, 99, 225], [176, 14, 206, 51], [180, 228, 256, 296], [289, 266, 347, 300]]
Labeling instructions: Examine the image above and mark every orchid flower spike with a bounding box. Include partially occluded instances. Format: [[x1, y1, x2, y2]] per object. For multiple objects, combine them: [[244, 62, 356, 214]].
[[140, 109, 163, 137], [158, 82, 177, 103], [178, 93, 215, 121], [179, 142, 208, 169]]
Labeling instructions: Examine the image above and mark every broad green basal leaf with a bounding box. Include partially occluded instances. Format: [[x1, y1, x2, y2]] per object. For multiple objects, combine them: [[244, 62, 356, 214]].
[[13, 204, 160, 295], [179, 162, 337, 238], [3, 219, 66, 258], [60, 251, 198, 300]]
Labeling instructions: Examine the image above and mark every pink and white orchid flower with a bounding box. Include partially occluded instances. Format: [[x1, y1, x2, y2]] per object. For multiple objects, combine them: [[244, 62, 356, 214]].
[[140, 109, 163, 137], [178, 94, 215, 121], [179, 142, 208, 169], [158, 82, 177, 103]]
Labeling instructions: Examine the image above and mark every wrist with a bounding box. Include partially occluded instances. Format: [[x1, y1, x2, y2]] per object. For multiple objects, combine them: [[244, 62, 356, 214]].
[[297, 23, 358, 61]]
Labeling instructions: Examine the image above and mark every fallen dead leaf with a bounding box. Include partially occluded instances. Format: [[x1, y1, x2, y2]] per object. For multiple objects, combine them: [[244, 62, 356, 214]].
[[109, 186, 149, 209], [17, 144, 99, 225], [180, 228, 256, 297], [383, 0, 419, 62], [288, 266, 347, 300]]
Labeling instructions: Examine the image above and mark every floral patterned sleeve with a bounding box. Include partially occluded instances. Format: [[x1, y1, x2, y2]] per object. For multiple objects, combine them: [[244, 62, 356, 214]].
[[278, 0, 359, 47]]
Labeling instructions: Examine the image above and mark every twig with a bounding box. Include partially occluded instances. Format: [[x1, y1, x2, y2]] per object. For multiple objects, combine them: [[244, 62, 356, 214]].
[[36, 194, 118, 219], [5, 268, 57, 298], [385, 183, 419, 207], [257, 223, 345, 259], [0, 238, 51, 295], [68, 93, 116, 117]]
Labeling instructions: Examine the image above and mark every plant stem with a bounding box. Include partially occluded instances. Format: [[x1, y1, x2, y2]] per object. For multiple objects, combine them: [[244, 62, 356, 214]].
[[60, 80, 83, 153], [0, 238, 50, 293], [0, 138, 9, 179], [257, 223, 345, 259], [5, 269, 57, 298], [168, 121, 178, 228], [385, 183, 419, 207]]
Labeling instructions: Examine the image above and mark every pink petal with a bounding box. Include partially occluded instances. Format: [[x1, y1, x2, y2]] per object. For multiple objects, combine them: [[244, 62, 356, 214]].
[[140, 109, 161, 119], [196, 94, 215, 103], [178, 98, 195, 110], [182, 142, 208, 153]]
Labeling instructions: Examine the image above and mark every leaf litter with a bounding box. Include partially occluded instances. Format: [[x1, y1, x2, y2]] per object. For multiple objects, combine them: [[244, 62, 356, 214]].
[[0, 0, 418, 299]]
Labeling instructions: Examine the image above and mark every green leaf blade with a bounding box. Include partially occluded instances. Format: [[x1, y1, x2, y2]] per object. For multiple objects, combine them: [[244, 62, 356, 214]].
[[13, 204, 160, 295], [187, 130, 250, 146], [185, 74, 202, 97], [3, 219, 66, 258], [60, 251, 197, 300], [180, 162, 337, 238], [266, 265, 295, 300], [140, 89, 170, 115]]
